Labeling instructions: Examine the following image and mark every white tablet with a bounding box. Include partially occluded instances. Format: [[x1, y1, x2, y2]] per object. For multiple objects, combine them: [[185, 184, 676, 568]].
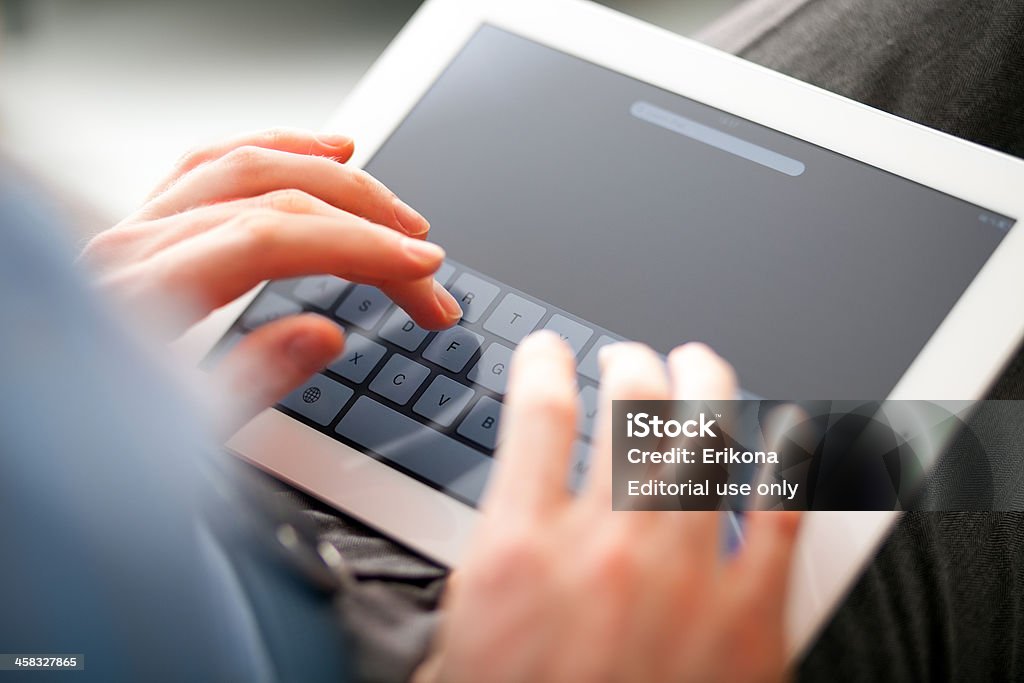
[[183, 0, 1024, 659]]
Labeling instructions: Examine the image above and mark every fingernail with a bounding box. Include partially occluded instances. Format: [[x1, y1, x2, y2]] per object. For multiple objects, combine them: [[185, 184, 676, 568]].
[[403, 238, 445, 264], [434, 279, 463, 320], [316, 133, 354, 149], [287, 331, 335, 372], [393, 198, 430, 236]]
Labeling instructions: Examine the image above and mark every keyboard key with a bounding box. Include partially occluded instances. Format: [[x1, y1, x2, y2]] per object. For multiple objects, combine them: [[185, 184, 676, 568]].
[[457, 396, 503, 450], [578, 335, 618, 381], [568, 439, 591, 492], [448, 273, 500, 323], [435, 262, 456, 286], [279, 374, 353, 426], [578, 385, 599, 438], [337, 397, 492, 504], [543, 314, 593, 357], [422, 326, 484, 373], [241, 291, 301, 330], [468, 343, 514, 395], [369, 354, 430, 405], [335, 285, 391, 330], [413, 376, 475, 427], [294, 275, 349, 310], [265, 277, 303, 295], [483, 293, 546, 344], [328, 333, 386, 383], [379, 309, 430, 352]]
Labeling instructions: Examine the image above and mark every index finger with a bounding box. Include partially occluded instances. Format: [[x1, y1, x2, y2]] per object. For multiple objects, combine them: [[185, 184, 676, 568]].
[[483, 331, 579, 517], [112, 210, 447, 327], [143, 147, 429, 238], [149, 128, 355, 200]]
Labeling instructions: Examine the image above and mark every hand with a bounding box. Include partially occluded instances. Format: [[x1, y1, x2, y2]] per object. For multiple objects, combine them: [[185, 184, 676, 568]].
[[417, 335, 800, 683], [81, 128, 462, 432]]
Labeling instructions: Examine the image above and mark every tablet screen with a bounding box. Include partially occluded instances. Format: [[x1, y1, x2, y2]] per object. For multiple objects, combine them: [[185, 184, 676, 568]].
[[364, 25, 1015, 398]]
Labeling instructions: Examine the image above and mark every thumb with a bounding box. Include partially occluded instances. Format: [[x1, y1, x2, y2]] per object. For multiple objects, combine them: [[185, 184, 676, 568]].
[[208, 314, 345, 437]]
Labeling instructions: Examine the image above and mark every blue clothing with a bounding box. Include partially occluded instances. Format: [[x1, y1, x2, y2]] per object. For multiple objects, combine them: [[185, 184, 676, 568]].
[[0, 169, 351, 682]]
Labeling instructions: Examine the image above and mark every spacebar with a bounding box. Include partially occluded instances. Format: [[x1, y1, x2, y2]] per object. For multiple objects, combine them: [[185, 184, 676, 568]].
[[335, 396, 492, 505]]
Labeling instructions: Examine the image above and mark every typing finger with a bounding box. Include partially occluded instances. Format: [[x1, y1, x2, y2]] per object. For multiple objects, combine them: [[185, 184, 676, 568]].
[[147, 128, 354, 201], [666, 342, 738, 571], [141, 146, 429, 237], [104, 210, 445, 328], [484, 331, 579, 517], [584, 342, 670, 507], [667, 342, 738, 401], [94, 189, 357, 266]]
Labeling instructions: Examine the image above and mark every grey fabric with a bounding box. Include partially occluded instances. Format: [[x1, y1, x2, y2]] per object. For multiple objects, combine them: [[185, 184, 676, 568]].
[[270, 478, 446, 683], [697, 0, 812, 54], [731, 0, 1024, 159], [802, 512, 1024, 681]]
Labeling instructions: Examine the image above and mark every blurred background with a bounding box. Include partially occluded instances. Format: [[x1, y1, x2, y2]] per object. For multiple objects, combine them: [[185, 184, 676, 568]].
[[0, 0, 742, 236]]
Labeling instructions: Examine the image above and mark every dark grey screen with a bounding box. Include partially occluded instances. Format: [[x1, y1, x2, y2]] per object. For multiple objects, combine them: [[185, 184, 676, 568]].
[[364, 25, 1014, 398]]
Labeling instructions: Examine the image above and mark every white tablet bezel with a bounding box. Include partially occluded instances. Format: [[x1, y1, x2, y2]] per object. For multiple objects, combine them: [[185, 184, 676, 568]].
[[179, 0, 1024, 659]]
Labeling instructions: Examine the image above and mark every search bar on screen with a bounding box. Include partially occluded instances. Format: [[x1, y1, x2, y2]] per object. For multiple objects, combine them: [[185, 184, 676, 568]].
[[630, 100, 806, 177]]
